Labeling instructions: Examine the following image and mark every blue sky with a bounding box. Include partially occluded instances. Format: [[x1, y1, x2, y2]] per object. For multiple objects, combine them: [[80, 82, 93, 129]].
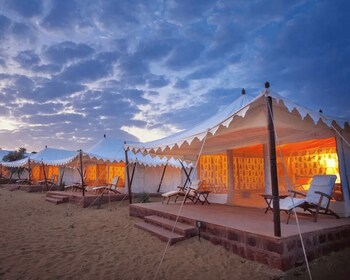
[[0, 0, 349, 152]]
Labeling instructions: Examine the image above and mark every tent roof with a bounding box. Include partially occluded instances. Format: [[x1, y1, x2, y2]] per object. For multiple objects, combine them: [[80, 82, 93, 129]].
[[1, 148, 79, 167], [126, 89, 350, 160], [0, 149, 12, 161], [85, 137, 185, 168]]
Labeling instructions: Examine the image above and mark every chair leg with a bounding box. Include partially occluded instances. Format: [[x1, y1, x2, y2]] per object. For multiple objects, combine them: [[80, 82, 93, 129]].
[[286, 211, 291, 224]]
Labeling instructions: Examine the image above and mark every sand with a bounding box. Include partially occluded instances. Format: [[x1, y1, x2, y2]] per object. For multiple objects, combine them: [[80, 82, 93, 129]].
[[0, 188, 349, 280]]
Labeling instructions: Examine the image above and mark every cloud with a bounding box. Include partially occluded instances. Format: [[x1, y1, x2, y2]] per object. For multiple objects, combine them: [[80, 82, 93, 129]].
[[0, 14, 11, 39], [14, 50, 40, 68], [31, 80, 85, 101], [58, 56, 116, 83], [43, 41, 95, 65], [3, 0, 43, 18], [147, 75, 170, 88], [40, 0, 82, 30], [165, 41, 205, 70]]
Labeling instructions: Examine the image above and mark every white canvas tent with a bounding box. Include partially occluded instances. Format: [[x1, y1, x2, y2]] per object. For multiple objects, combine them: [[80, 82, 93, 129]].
[[126, 88, 350, 216], [84, 136, 187, 193], [1, 147, 80, 185]]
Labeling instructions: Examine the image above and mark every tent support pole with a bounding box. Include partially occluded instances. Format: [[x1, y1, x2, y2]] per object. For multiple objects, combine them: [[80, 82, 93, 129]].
[[157, 163, 168, 192], [130, 162, 136, 192], [180, 160, 192, 188], [79, 150, 85, 197], [42, 161, 48, 191], [266, 93, 281, 237], [28, 158, 31, 186], [124, 142, 132, 204]]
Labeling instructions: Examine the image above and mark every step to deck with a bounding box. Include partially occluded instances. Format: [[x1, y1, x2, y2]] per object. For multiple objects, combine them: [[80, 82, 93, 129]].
[[45, 197, 66, 204], [135, 221, 186, 245], [48, 195, 69, 202], [144, 215, 197, 237], [47, 191, 70, 198]]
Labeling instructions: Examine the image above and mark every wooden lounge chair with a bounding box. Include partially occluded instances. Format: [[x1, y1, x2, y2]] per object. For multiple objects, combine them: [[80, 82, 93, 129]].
[[92, 176, 121, 194], [276, 175, 339, 223], [161, 179, 204, 204], [64, 182, 88, 192], [37, 175, 57, 189], [183, 179, 206, 204]]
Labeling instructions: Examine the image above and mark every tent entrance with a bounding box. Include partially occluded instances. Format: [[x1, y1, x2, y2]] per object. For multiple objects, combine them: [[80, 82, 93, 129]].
[[85, 163, 125, 188], [276, 137, 343, 201], [231, 145, 266, 207], [31, 165, 59, 183], [198, 154, 228, 193]]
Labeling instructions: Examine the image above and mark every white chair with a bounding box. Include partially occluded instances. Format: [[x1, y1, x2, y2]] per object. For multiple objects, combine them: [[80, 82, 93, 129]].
[[161, 179, 203, 204], [92, 176, 120, 194], [275, 175, 339, 223]]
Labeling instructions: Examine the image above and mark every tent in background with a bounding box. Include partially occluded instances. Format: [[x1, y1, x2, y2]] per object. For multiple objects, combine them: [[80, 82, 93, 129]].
[[1, 147, 80, 185], [84, 136, 187, 193], [0, 149, 12, 179], [126, 88, 350, 217]]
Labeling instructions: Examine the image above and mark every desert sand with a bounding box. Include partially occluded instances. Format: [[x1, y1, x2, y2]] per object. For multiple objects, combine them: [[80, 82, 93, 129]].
[[0, 188, 349, 280]]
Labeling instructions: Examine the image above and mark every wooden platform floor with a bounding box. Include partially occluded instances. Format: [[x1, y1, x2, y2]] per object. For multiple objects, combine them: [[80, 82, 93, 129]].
[[130, 202, 350, 270]]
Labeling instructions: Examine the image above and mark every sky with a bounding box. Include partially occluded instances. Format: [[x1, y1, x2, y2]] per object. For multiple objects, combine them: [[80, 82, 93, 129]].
[[0, 0, 349, 153]]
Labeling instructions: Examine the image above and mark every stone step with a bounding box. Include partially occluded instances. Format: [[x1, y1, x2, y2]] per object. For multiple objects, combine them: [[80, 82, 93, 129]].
[[144, 215, 197, 237], [48, 194, 69, 202], [45, 197, 66, 204], [47, 191, 69, 198], [135, 221, 186, 245]]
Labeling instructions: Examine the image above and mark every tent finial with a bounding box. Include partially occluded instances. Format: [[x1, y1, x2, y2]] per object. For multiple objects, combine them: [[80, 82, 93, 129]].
[[242, 88, 246, 95], [319, 109, 323, 114], [104, 134, 106, 138], [265, 81, 270, 89]]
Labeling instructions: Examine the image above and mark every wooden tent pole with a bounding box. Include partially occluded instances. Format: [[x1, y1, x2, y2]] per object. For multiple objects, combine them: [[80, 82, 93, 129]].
[[180, 160, 192, 188], [157, 163, 168, 192], [265, 82, 281, 237], [41, 161, 48, 191], [130, 162, 136, 190], [79, 150, 85, 196], [124, 142, 132, 204], [28, 158, 31, 186]]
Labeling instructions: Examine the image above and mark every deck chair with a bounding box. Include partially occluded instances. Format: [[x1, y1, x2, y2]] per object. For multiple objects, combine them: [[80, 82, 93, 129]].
[[183, 179, 205, 204], [37, 174, 57, 189], [276, 175, 339, 223], [64, 182, 88, 192], [92, 176, 121, 194], [161, 179, 203, 204]]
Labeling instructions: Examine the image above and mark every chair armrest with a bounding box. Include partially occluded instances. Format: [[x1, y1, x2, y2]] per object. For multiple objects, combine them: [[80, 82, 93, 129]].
[[289, 190, 306, 197], [314, 191, 332, 201]]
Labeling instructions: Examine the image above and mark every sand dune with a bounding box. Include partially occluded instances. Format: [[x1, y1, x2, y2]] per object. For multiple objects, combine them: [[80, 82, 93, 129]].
[[0, 189, 349, 280]]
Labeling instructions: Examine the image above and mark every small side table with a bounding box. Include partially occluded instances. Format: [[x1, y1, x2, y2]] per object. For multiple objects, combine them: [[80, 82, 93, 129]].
[[260, 194, 289, 214], [194, 190, 211, 205]]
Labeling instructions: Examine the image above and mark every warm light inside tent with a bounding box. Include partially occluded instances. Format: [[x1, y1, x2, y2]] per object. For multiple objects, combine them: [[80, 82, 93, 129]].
[[198, 154, 228, 193], [85, 163, 125, 187], [31, 165, 59, 183], [277, 137, 341, 193], [232, 145, 265, 193]]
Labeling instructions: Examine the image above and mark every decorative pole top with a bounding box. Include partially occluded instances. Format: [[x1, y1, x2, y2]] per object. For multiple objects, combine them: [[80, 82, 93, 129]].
[[319, 109, 323, 114], [265, 81, 270, 89], [242, 88, 246, 95], [103, 134, 106, 138]]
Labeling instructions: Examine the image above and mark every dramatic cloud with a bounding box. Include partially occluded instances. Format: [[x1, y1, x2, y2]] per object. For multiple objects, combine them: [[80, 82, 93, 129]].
[[0, 0, 349, 152]]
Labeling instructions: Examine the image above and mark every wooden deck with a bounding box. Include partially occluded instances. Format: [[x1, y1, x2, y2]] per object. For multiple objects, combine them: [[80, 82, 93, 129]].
[[130, 202, 350, 271], [46, 190, 130, 208]]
